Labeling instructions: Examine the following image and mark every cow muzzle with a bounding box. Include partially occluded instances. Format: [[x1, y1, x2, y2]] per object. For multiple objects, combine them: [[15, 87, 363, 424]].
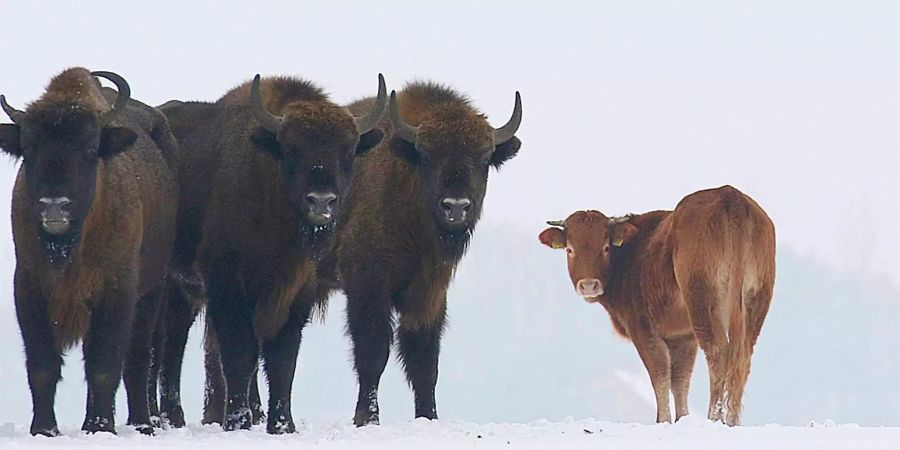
[[37, 197, 72, 235], [576, 278, 604, 301], [305, 191, 338, 226]]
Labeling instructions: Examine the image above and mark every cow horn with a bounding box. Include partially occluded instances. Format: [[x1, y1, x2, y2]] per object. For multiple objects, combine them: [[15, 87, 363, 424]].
[[493, 91, 522, 145], [0, 95, 25, 124], [91, 71, 131, 127], [354, 74, 388, 135], [608, 215, 631, 225], [249, 74, 283, 134], [388, 90, 418, 143], [546, 220, 566, 227]]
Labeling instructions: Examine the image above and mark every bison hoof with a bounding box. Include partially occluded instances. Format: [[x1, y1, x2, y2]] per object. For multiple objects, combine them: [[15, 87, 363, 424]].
[[223, 407, 253, 431], [267, 418, 296, 435], [30, 425, 61, 437], [353, 411, 380, 427], [251, 407, 266, 426], [82, 416, 116, 434], [161, 407, 186, 428], [149, 415, 163, 429], [133, 424, 155, 436]]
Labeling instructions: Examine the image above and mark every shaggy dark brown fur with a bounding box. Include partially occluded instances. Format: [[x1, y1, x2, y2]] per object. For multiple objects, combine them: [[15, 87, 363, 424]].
[[156, 74, 385, 434], [0, 68, 177, 436], [332, 81, 522, 426]]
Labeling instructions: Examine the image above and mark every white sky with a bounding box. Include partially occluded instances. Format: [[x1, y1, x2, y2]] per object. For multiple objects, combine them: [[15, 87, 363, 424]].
[[0, 0, 898, 282]]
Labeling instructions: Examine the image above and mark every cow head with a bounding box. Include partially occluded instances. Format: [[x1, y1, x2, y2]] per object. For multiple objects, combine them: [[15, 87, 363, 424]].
[[388, 89, 522, 250], [539, 211, 639, 302], [0, 71, 137, 265], [248, 74, 386, 230]]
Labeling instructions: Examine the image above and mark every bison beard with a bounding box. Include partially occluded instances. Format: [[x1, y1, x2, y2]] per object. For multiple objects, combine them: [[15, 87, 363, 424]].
[[39, 230, 79, 266]]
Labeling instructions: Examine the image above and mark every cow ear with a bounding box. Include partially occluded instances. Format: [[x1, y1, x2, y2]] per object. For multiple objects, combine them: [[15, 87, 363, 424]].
[[355, 128, 384, 156], [0, 124, 22, 158], [98, 127, 138, 159], [539, 227, 566, 249], [490, 136, 521, 169], [389, 135, 421, 165], [610, 222, 638, 247], [250, 127, 282, 159]]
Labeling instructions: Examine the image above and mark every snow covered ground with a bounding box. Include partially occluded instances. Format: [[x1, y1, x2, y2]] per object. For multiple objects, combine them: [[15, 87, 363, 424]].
[[0, 418, 897, 450]]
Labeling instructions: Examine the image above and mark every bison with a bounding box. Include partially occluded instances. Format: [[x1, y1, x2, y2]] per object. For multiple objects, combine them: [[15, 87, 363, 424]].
[[539, 185, 775, 426], [330, 82, 522, 426], [156, 73, 387, 433], [0, 68, 177, 435]]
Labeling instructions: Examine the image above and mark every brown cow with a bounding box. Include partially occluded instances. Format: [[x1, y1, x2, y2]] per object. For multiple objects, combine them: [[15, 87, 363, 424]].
[[0, 68, 177, 435], [539, 185, 775, 426]]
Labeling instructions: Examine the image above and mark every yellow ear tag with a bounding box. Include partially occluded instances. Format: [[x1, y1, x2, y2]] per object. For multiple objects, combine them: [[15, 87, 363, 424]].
[[552, 242, 565, 249], [612, 237, 624, 247]]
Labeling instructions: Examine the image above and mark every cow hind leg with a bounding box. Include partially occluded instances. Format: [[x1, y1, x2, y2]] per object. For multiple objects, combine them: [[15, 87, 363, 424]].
[[682, 276, 729, 424], [666, 335, 698, 421], [124, 286, 163, 435], [724, 285, 773, 426], [261, 302, 312, 434], [346, 284, 393, 427], [397, 310, 445, 421]]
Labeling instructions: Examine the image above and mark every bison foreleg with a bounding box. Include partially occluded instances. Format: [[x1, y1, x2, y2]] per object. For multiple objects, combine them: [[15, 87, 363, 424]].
[[15, 270, 63, 437], [82, 285, 137, 434], [346, 285, 393, 427], [205, 282, 258, 432], [124, 285, 163, 435], [397, 311, 445, 421], [260, 301, 312, 434], [159, 279, 200, 428]]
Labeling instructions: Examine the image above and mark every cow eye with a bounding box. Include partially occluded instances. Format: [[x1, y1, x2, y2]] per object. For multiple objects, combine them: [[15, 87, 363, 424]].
[[566, 248, 573, 255], [603, 245, 610, 254]]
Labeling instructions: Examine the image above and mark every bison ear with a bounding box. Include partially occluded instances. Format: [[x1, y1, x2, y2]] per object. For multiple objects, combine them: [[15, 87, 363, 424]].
[[0, 124, 22, 158], [355, 128, 384, 156], [98, 127, 138, 159], [250, 127, 282, 159], [490, 136, 521, 169], [389, 135, 421, 165], [610, 222, 639, 247], [539, 227, 566, 249]]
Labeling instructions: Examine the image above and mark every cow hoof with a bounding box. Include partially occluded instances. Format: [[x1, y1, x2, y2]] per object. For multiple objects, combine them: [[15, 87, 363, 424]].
[[30, 426, 61, 437], [82, 416, 116, 434], [222, 407, 252, 431]]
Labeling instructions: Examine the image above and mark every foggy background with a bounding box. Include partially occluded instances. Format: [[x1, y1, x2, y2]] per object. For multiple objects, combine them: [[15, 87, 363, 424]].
[[0, 0, 898, 428]]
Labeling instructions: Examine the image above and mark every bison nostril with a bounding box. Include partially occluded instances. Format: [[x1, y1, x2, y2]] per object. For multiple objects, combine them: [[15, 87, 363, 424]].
[[305, 192, 338, 219]]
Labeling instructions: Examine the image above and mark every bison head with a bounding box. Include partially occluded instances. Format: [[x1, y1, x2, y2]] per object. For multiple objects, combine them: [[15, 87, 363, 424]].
[[247, 74, 386, 229], [387, 89, 522, 250], [539, 211, 639, 302], [0, 71, 137, 265]]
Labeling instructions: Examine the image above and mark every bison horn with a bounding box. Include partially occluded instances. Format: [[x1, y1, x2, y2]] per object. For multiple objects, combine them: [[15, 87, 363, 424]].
[[0, 95, 26, 124], [388, 90, 419, 143], [353, 74, 388, 135], [91, 71, 131, 127], [493, 91, 522, 145], [546, 220, 566, 227], [250, 74, 283, 134]]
